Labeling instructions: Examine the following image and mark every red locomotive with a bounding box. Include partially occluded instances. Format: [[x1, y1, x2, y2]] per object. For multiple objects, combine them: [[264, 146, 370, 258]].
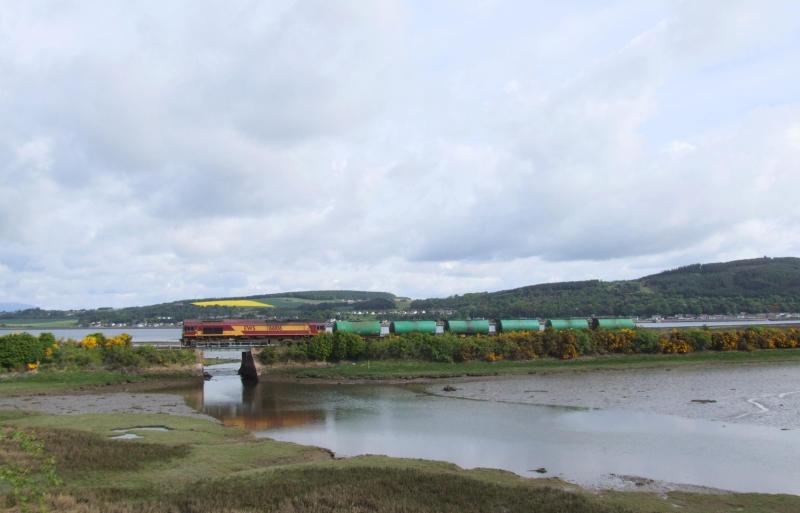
[[181, 319, 326, 347]]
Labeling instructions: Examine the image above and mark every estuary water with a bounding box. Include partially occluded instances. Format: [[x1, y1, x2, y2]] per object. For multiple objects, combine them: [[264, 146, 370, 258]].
[[0, 327, 181, 343], [179, 359, 800, 494]]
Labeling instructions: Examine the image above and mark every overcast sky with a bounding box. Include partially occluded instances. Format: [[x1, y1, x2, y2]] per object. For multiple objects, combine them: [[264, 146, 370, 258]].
[[1, 1, 800, 309]]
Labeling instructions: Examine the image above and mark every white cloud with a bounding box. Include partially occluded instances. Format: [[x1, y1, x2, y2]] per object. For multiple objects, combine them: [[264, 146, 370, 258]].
[[0, 0, 799, 308]]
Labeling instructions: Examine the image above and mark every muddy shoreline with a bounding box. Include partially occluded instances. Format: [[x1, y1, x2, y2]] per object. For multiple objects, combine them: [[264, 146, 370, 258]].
[[0, 391, 217, 421], [429, 363, 800, 428]]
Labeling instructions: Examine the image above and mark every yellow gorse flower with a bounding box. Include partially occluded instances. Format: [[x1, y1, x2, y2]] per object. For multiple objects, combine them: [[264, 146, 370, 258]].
[[81, 336, 97, 349]]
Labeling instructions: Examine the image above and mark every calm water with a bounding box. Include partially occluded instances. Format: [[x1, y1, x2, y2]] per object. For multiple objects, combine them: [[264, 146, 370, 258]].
[[178, 360, 800, 494], [0, 327, 181, 343]]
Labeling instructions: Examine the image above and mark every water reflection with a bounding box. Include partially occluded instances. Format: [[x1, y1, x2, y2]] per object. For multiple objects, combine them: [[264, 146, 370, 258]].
[[176, 362, 800, 494], [180, 362, 326, 430]]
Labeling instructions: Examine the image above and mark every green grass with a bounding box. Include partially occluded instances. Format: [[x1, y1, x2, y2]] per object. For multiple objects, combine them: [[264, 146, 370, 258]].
[[0, 369, 197, 394], [0, 318, 79, 328], [284, 349, 800, 380], [1, 424, 190, 472], [3, 412, 799, 513], [251, 296, 325, 308]]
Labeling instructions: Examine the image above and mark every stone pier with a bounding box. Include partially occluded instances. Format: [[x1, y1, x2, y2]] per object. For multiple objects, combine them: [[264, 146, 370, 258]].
[[237, 348, 265, 382]]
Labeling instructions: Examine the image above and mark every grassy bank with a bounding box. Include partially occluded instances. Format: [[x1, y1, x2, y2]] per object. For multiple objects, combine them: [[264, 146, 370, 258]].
[[1, 411, 798, 513], [282, 349, 800, 380], [0, 369, 199, 395], [0, 331, 199, 394], [0, 318, 79, 328]]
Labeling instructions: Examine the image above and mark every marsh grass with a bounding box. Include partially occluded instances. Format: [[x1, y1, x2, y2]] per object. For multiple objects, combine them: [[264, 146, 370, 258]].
[[31, 467, 629, 513], [33, 428, 189, 472], [1, 426, 189, 474]]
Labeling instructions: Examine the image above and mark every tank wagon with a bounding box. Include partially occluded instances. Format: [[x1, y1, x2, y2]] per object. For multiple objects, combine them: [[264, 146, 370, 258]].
[[182, 317, 635, 346], [497, 319, 541, 332], [390, 320, 438, 334], [546, 319, 589, 330], [445, 320, 490, 334], [333, 320, 382, 336], [591, 318, 635, 330]]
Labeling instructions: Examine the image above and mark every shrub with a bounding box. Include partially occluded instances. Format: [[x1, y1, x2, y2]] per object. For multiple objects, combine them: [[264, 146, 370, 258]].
[[414, 333, 457, 363], [631, 329, 660, 353], [307, 334, 334, 361], [541, 329, 580, 359], [0, 333, 48, 370], [285, 345, 309, 363], [330, 334, 349, 362], [365, 336, 412, 360], [101, 345, 144, 370], [38, 332, 56, 348], [573, 330, 595, 356], [258, 347, 277, 365], [127, 346, 192, 366], [49, 343, 103, 369], [455, 337, 493, 362], [106, 333, 132, 348], [778, 329, 800, 348], [132, 345, 165, 365], [684, 329, 712, 352], [80, 336, 98, 349], [711, 331, 738, 351], [346, 333, 367, 360]]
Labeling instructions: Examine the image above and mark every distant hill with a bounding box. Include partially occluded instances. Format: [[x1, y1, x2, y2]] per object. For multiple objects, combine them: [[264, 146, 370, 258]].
[[4, 258, 800, 326], [411, 257, 800, 318], [0, 302, 36, 312], [0, 290, 398, 326]]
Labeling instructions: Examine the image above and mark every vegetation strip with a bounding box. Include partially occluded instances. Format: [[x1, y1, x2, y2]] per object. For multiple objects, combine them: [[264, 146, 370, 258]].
[[282, 350, 800, 380], [254, 326, 800, 380]]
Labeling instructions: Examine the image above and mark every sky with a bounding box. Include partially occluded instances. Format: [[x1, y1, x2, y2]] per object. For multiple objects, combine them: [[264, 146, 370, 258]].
[[1, 0, 800, 309]]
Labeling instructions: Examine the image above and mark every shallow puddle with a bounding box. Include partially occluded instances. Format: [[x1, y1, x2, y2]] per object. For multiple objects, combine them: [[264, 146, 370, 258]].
[[109, 433, 142, 440], [111, 426, 171, 433]]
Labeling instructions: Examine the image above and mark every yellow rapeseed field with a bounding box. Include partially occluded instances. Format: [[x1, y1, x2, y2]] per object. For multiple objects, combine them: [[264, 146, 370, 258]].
[[191, 299, 274, 308]]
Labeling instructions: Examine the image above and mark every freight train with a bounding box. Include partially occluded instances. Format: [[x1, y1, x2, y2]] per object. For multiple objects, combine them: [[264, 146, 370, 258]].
[[180, 317, 634, 347]]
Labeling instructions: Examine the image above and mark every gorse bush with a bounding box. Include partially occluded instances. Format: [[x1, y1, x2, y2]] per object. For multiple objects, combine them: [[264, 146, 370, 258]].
[[267, 326, 800, 365], [0, 333, 51, 370]]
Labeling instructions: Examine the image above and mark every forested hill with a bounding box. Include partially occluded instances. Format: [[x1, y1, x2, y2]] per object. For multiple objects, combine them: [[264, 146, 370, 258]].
[[4, 258, 800, 327], [0, 290, 399, 326], [411, 257, 800, 318]]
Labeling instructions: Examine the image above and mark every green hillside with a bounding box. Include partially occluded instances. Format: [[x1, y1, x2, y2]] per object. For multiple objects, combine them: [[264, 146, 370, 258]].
[[4, 258, 800, 326], [0, 290, 397, 326], [411, 257, 800, 318]]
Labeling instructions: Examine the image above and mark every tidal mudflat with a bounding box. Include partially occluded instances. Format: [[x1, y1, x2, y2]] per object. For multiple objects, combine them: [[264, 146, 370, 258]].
[[0, 392, 216, 420], [433, 363, 800, 428]]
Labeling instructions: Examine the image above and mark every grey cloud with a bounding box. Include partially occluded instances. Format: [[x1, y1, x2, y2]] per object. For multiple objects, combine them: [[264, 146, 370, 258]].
[[1, 1, 799, 308]]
